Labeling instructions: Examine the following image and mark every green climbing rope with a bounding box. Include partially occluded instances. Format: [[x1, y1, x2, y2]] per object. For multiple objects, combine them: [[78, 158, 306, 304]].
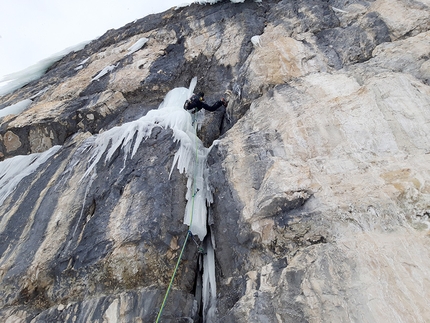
[[155, 110, 200, 323]]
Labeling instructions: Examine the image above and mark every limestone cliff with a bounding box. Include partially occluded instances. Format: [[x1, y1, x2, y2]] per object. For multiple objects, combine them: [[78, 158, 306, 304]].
[[1, 0, 430, 322]]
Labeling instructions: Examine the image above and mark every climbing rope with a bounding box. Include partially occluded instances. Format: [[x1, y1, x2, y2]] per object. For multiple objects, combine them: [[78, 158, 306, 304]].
[[155, 109, 200, 323]]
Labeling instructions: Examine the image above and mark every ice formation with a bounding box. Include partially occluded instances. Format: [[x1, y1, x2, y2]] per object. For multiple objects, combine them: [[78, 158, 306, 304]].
[[251, 35, 262, 47], [30, 86, 50, 100], [82, 77, 212, 240], [0, 41, 89, 96], [74, 57, 90, 71], [127, 37, 149, 55], [79, 57, 91, 65], [331, 6, 348, 13], [203, 240, 217, 322], [0, 99, 33, 119], [0, 145, 61, 206], [91, 64, 118, 82]]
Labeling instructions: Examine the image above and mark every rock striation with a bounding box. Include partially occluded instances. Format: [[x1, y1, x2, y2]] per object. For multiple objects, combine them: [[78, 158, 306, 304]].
[[1, 0, 430, 322]]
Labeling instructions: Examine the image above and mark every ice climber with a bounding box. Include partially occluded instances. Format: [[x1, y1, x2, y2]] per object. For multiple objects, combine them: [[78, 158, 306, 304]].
[[184, 92, 228, 113]]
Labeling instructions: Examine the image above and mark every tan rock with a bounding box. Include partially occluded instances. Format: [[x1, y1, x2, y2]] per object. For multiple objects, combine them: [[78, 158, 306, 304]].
[[371, 0, 430, 40], [245, 25, 326, 92], [29, 127, 53, 154], [3, 131, 21, 152]]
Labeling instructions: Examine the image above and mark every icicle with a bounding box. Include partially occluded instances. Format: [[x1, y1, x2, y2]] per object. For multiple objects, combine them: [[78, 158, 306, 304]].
[[77, 76, 218, 316], [81, 76, 210, 239], [203, 240, 217, 322]]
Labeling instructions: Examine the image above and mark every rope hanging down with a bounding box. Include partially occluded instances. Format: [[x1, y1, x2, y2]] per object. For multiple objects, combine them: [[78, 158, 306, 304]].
[[155, 110, 200, 323]]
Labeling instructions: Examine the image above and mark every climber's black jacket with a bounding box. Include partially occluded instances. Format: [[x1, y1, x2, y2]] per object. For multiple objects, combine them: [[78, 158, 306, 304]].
[[184, 92, 225, 113]]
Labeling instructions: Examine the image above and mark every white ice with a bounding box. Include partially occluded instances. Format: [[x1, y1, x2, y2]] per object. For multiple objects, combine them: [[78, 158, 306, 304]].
[[0, 99, 33, 119], [203, 240, 217, 322], [331, 6, 348, 13], [0, 41, 89, 96], [0, 145, 61, 206], [91, 64, 118, 82], [30, 86, 51, 100], [251, 35, 262, 47], [82, 77, 212, 240], [74, 57, 91, 71], [79, 57, 91, 65], [127, 37, 149, 55]]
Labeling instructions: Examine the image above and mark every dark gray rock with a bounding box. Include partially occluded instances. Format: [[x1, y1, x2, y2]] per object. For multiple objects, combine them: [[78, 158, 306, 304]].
[[1, 0, 429, 322], [316, 12, 390, 68]]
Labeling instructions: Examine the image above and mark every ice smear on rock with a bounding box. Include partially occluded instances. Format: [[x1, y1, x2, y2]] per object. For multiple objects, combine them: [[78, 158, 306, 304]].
[[0, 145, 61, 206], [127, 37, 149, 55], [82, 77, 212, 240], [251, 35, 262, 47], [91, 64, 118, 82], [0, 99, 33, 118]]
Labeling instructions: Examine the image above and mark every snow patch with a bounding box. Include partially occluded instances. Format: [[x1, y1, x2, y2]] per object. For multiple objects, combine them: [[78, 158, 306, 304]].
[[174, 3, 193, 9]]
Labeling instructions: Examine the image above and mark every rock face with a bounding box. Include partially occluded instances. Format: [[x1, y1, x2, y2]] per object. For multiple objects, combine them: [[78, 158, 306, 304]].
[[1, 0, 430, 322]]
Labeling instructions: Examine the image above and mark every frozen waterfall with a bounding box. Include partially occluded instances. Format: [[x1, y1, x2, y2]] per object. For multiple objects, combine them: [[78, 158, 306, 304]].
[[82, 77, 212, 240], [82, 77, 218, 320]]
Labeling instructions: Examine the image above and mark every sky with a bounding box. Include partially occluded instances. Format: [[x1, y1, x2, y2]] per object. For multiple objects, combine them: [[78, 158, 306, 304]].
[[0, 0, 191, 81]]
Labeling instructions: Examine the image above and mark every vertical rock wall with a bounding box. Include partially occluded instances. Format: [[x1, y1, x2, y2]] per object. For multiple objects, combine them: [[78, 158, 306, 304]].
[[0, 0, 430, 322]]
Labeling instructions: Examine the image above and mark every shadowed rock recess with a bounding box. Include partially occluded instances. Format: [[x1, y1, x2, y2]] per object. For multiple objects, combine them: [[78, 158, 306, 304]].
[[1, 0, 430, 322]]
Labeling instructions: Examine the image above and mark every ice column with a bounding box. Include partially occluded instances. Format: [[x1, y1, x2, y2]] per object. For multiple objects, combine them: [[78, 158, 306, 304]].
[[203, 239, 217, 322]]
